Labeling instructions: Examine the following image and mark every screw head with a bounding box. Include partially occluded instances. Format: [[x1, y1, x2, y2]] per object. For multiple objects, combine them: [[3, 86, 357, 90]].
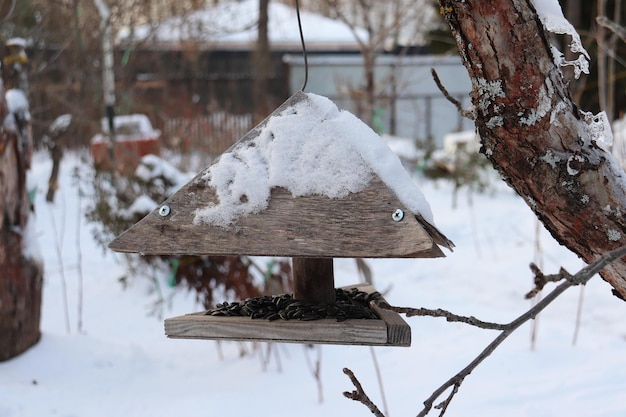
[[158, 205, 171, 217], [392, 208, 404, 222]]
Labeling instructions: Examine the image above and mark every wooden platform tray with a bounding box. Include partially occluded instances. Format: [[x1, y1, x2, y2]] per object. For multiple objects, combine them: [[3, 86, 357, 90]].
[[164, 285, 410, 347]]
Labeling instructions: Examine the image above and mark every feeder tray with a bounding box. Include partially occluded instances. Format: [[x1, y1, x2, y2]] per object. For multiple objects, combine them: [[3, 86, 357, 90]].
[[165, 285, 410, 346], [109, 91, 453, 347]]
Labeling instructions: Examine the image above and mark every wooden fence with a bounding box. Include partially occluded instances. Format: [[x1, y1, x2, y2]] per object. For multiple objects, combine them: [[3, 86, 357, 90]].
[[163, 113, 253, 155]]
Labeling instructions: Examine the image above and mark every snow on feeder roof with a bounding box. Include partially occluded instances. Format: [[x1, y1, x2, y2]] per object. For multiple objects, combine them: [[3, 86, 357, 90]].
[[109, 91, 453, 347], [109, 91, 453, 258]]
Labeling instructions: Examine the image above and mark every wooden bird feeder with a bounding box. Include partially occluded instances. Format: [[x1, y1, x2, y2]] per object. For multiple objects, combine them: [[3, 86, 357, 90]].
[[109, 91, 453, 347]]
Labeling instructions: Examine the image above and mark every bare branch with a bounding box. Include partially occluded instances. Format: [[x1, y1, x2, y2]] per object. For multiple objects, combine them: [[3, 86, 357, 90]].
[[440, 0, 626, 299], [346, 246, 626, 416], [369, 346, 389, 416], [342, 368, 386, 417], [569, 246, 626, 283], [376, 301, 507, 330], [418, 245, 626, 416], [525, 264, 572, 299], [430, 68, 475, 120]]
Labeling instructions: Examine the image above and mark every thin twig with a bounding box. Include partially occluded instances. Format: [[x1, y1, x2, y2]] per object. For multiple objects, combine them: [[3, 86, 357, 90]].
[[369, 346, 389, 416], [245, 256, 266, 277], [75, 184, 84, 333], [572, 285, 585, 346], [343, 368, 386, 417], [529, 291, 542, 351], [433, 381, 460, 416], [596, 16, 626, 43], [530, 218, 544, 350], [377, 302, 508, 330], [50, 203, 71, 334], [215, 340, 224, 361], [345, 246, 626, 417], [416, 245, 626, 417], [304, 345, 324, 404], [261, 342, 272, 372], [525, 264, 570, 299], [430, 68, 475, 120], [273, 342, 283, 373]]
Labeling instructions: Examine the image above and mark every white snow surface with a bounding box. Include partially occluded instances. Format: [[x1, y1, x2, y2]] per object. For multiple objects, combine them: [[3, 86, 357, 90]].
[[91, 114, 161, 144], [194, 93, 434, 227], [6, 37, 27, 48], [612, 115, 626, 169], [21, 214, 43, 266], [120, 0, 366, 47], [382, 134, 420, 161], [5, 89, 29, 116], [4, 89, 31, 134], [48, 114, 72, 135], [120, 195, 159, 219], [135, 154, 193, 188], [99, 114, 158, 137], [532, 0, 612, 151], [580, 110, 614, 151], [2, 150, 625, 417]]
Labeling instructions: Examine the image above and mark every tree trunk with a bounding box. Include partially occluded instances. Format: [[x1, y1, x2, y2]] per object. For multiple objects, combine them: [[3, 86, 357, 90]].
[[0, 222, 43, 361], [0, 43, 43, 360], [439, 0, 626, 300], [0, 130, 43, 361]]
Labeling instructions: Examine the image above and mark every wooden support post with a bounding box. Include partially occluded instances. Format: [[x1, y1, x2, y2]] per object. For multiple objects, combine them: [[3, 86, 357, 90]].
[[292, 257, 335, 304]]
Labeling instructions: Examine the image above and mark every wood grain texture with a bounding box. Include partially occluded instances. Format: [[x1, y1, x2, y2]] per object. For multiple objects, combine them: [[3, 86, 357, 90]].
[[109, 178, 444, 258], [109, 91, 451, 258], [361, 284, 411, 346], [370, 301, 410, 346], [164, 285, 411, 346], [165, 314, 390, 345], [293, 258, 335, 304]]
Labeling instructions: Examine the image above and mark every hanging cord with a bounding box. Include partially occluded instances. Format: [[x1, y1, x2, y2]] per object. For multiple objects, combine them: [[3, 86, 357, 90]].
[[294, 0, 308, 91]]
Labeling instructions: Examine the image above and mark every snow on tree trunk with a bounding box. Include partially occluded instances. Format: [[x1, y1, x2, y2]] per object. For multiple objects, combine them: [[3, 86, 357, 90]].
[[0, 42, 43, 361], [440, 0, 626, 300]]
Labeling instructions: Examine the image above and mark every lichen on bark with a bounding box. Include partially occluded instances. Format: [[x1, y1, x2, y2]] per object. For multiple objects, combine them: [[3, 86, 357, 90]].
[[440, 0, 626, 300]]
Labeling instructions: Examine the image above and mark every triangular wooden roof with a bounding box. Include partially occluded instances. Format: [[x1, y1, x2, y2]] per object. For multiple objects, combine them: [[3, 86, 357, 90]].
[[109, 92, 453, 258]]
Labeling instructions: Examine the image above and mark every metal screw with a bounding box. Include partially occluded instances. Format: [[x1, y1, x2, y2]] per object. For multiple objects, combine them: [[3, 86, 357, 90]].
[[158, 205, 171, 217], [392, 209, 404, 222]]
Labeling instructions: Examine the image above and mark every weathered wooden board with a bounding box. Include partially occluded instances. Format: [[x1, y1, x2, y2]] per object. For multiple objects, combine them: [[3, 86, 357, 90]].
[[109, 178, 443, 258], [109, 91, 450, 258], [164, 285, 411, 346]]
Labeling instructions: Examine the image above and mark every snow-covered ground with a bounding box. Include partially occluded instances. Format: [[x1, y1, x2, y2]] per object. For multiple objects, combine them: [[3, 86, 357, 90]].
[[1, 150, 625, 417]]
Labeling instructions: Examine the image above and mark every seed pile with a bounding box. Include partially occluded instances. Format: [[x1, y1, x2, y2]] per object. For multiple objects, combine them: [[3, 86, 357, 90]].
[[207, 288, 382, 322]]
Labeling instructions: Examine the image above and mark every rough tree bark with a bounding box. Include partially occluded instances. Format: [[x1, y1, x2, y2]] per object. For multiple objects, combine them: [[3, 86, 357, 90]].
[[439, 0, 626, 300], [0, 43, 43, 361]]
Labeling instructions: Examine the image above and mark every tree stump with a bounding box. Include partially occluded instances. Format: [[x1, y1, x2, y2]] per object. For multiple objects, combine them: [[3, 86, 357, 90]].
[[0, 226, 43, 361], [0, 41, 42, 361], [0, 134, 42, 361]]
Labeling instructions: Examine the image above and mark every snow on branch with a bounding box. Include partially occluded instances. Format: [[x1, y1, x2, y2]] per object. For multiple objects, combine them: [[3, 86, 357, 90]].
[[531, 0, 589, 78]]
